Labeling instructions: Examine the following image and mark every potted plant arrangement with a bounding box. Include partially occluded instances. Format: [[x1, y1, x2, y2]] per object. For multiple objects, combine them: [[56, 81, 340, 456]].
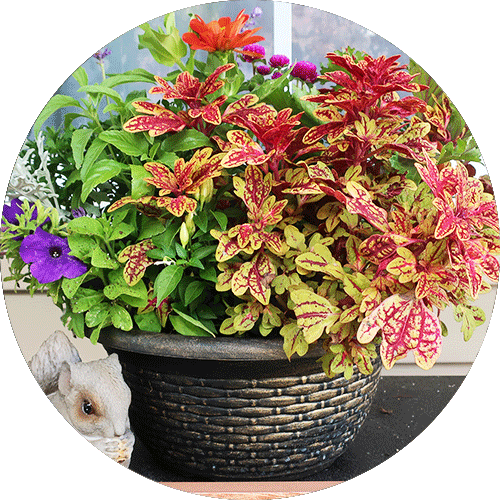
[[2, 8, 498, 479]]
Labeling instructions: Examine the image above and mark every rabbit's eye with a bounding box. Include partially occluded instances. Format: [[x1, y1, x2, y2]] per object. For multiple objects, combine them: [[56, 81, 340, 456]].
[[82, 399, 94, 415]]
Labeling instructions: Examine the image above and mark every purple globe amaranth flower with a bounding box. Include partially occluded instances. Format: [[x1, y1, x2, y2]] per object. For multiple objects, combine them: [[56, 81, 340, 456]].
[[271, 71, 283, 79], [19, 227, 87, 284], [256, 65, 271, 76], [269, 54, 290, 68], [242, 43, 265, 62], [291, 60, 318, 83]]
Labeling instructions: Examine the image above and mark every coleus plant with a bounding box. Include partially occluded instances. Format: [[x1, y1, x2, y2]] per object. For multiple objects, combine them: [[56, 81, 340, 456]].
[[1, 9, 498, 378]]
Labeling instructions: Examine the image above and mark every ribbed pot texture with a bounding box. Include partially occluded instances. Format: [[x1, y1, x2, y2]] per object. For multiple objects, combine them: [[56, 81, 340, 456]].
[[99, 329, 381, 480]]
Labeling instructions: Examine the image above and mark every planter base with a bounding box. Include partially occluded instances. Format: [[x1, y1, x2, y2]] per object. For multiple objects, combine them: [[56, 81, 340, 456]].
[[100, 331, 381, 480]]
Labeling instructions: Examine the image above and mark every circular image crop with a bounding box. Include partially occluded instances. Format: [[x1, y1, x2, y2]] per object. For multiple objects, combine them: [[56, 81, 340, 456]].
[[2, 1, 498, 499]]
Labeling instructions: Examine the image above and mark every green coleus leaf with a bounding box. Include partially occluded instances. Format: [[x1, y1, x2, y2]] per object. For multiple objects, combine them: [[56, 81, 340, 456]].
[[453, 304, 486, 341], [280, 322, 309, 359]]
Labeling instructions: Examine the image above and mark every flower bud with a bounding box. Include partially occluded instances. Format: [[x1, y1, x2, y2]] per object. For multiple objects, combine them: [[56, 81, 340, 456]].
[[179, 222, 190, 248], [184, 212, 196, 236], [199, 178, 214, 205]]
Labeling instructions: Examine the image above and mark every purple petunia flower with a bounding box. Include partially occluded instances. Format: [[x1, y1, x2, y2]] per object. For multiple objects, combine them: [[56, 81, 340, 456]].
[[71, 207, 87, 218], [2, 198, 36, 225], [269, 54, 290, 68], [256, 65, 271, 76], [2, 198, 45, 240], [19, 227, 87, 284], [242, 43, 265, 62], [291, 60, 318, 83]]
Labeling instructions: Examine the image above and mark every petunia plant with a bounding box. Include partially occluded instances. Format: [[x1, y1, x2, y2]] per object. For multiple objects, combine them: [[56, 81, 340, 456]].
[[1, 9, 498, 377]]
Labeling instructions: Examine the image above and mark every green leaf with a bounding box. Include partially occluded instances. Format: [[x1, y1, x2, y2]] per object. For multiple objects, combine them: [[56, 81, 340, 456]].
[[67, 312, 85, 338], [102, 68, 157, 87], [211, 211, 228, 231], [103, 271, 148, 305], [154, 265, 184, 304], [169, 314, 213, 337], [199, 267, 218, 283], [134, 311, 162, 332], [131, 164, 154, 199], [71, 288, 105, 313], [71, 128, 94, 169], [33, 94, 82, 136], [61, 272, 89, 299], [138, 14, 187, 67], [110, 304, 133, 331], [72, 67, 89, 86], [108, 222, 135, 241], [454, 304, 486, 341], [81, 159, 124, 202], [80, 137, 107, 175], [191, 244, 217, 261], [193, 210, 208, 232], [78, 84, 123, 104], [184, 281, 206, 305], [99, 129, 148, 157], [437, 136, 482, 164], [91, 246, 118, 269], [85, 302, 111, 327], [138, 218, 166, 241], [67, 216, 105, 239], [160, 129, 213, 152], [67, 233, 98, 259]]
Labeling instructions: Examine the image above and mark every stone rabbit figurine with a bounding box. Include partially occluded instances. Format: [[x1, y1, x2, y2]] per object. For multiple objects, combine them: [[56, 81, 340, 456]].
[[28, 330, 135, 467]]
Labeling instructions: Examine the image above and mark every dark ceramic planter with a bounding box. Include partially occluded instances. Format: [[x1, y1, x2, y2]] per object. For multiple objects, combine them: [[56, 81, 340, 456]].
[[98, 329, 381, 480]]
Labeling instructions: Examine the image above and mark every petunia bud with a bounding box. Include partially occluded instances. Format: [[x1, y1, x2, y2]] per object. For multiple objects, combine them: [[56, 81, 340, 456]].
[[179, 222, 190, 248]]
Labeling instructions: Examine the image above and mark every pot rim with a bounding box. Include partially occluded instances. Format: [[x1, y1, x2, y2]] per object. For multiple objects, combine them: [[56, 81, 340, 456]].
[[97, 328, 324, 361]]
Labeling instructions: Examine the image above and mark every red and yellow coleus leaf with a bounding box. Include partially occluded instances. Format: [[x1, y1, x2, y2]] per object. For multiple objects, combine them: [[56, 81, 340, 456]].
[[386, 247, 417, 283], [231, 253, 276, 305], [117, 239, 156, 286], [290, 288, 341, 343], [137, 284, 171, 327], [123, 101, 186, 136], [345, 181, 390, 232], [295, 243, 344, 279], [357, 295, 442, 370], [221, 130, 272, 168]]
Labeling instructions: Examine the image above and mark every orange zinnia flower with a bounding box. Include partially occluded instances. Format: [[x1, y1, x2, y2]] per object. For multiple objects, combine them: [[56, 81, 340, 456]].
[[182, 9, 265, 53]]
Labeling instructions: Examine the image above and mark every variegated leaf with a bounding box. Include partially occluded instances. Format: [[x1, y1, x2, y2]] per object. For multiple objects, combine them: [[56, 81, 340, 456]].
[[118, 239, 156, 286], [357, 295, 442, 370], [345, 181, 390, 232], [295, 244, 344, 279], [156, 195, 197, 217], [290, 288, 340, 343]]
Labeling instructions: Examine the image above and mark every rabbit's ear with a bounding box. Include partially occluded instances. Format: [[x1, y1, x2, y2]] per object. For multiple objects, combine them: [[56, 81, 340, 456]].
[[107, 353, 123, 372], [58, 362, 73, 396]]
